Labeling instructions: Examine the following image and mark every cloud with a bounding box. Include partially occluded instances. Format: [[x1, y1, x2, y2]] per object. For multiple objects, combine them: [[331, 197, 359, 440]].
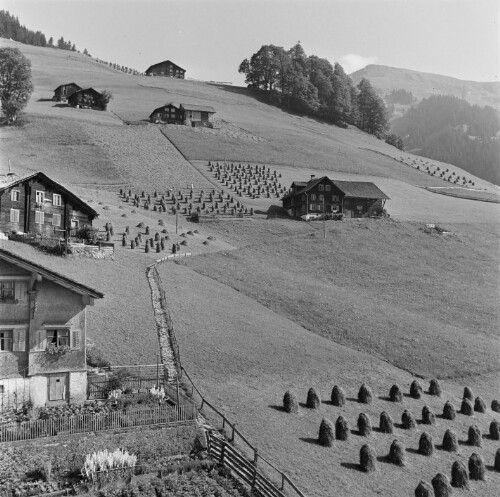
[[339, 54, 379, 74]]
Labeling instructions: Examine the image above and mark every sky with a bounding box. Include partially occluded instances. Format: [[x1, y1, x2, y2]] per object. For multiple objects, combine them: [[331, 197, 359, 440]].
[[3, 0, 499, 85]]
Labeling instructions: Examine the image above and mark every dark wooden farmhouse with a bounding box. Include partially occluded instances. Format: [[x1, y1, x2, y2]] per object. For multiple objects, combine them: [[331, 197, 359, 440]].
[[67, 88, 103, 110], [282, 175, 389, 219], [0, 246, 104, 407], [53, 83, 82, 102], [0, 172, 98, 236], [149, 103, 216, 127], [145, 60, 186, 78]]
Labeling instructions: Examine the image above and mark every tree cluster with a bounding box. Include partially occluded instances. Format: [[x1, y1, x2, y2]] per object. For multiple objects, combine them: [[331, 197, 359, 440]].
[[392, 95, 500, 185], [386, 88, 415, 105], [239, 43, 389, 137], [0, 10, 46, 47]]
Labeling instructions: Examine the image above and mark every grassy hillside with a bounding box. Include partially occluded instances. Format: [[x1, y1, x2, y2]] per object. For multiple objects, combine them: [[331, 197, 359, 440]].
[[1, 39, 499, 497], [351, 64, 500, 109]]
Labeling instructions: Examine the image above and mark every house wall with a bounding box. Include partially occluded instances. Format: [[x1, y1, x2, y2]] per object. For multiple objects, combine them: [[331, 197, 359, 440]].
[[343, 198, 384, 218], [69, 371, 87, 404], [148, 62, 185, 78], [0, 183, 27, 233], [54, 84, 80, 101]]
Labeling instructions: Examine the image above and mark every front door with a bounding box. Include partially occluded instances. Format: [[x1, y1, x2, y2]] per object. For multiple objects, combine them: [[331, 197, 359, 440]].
[[49, 374, 67, 401]]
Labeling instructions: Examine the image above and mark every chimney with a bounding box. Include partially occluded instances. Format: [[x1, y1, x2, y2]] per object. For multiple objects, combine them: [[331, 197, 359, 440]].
[[310, 175, 315, 181]]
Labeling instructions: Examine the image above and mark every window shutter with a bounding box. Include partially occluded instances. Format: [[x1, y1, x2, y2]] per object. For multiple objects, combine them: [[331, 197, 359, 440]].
[[71, 329, 81, 349], [36, 329, 46, 351], [12, 329, 26, 352], [14, 281, 27, 303], [10, 209, 20, 223]]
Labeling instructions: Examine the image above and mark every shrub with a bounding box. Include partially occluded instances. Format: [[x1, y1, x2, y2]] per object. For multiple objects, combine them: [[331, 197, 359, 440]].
[[86, 347, 111, 369], [463, 386, 474, 401], [451, 460, 469, 489], [330, 385, 345, 406], [358, 384, 373, 404], [335, 415, 349, 441], [468, 453, 485, 480], [418, 432, 434, 456], [75, 226, 99, 243], [379, 411, 394, 434], [461, 398, 474, 416], [467, 425, 482, 446], [389, 384, 402, 402], [432, 473, 452, 497], [357, 413, 372, 436], [421, 405, 435, 425], [283, 390, 298, 414], [401, 410, 415, 429], [442, 429, 458, 451], [318, 418, 335, 447], [359, 444, 376, 472], [495, 448, 500, 472], [489, 420, 500, 440], [410, 380, 423, 399], [388, 439, 405, 466], [474, 396, 486, 413], [429, 379, 442, 396], [306, 387, 321, 409], [414, 481, 433, 497], [492, 400, 500, 412], [442, 401, 456, 420]]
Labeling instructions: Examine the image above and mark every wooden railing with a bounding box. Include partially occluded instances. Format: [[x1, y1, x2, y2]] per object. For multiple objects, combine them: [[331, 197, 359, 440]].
[[181, 368, 306, 497], [0, 404, 196, 443]]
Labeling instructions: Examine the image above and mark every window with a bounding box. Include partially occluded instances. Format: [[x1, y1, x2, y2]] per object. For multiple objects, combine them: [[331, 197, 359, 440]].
[[46, 329, 70, 347], [310, 204, 316, 211], [319, 184, 324, 191], [319, 195, 324, 202], [35, 211, 45, 224], [11, 190, 20, 201], [52, 213, 61, 226], [10, 209, 20, 223], [325, 185, 331, 192], [311, 194, 316, 201], [53, 194, 62, 206], [332, 195, 339, 202], [35, 191, 44, 204], [0, 281, 15, 303], [0, 330, 13, 351]]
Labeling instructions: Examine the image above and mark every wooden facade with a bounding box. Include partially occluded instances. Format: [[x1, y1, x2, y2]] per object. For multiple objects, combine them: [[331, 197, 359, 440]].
[[282, 175, 389, 219], [149, 103, 184, 124], [145, 60, 186, 78], [0, 172, 97, 236], [149, 103, 216, 127], [53, 83, 82, 102], [67, 88, 103, 110]]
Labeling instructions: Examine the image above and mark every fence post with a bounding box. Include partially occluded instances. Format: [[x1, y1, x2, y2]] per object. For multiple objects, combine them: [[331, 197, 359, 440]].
[[281, 473, 285, 491], [231, 423, 236, 442], [220, 440, 226, 465]]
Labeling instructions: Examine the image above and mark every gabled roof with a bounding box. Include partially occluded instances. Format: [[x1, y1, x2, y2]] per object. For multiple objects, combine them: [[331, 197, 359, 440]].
[[149, 102, 182, 117], [68, 87, 102, 99], [333, 181, 390, 199], [54, 82, 81, 92], [0, 247, 104, 299], [0, 171, 98, 218], [282, 176, 333, 200], [180, 103, 216, 113], [146, 60, 186, 73]]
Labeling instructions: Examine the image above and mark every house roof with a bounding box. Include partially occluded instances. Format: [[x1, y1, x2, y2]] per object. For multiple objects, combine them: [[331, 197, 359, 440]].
[[180, 103, 216, 113], [0, 171, 98, 218], [146, 60, 186, 73], [68, 88, 103, 100], [149, 102, 182, 118], [0, 246, 104, 299], [53, 83, 81, 92], [282, 176, 389, 200]]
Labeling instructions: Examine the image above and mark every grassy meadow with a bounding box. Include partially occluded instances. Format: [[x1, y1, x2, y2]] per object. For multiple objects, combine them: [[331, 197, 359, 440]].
[[1, 39, 499, 497]]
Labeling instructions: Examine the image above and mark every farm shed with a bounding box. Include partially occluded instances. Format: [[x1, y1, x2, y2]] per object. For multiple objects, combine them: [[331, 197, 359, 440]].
[[282, 175, 389, 218], [0, 246, 104, 408], [149, 103, 183, 124], [145, 60, 186, 78], [53, 83, 82, 102], [67, 88, 104, 110], [0, 171, 98, 237], [180, 103, 216, 127]]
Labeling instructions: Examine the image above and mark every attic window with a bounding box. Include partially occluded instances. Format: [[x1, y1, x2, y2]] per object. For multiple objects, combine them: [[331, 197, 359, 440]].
[[325, 185, 331, 191], [319, 185, 324, 191], [0, 281, 15, 303], [11, 190, 20, 201]]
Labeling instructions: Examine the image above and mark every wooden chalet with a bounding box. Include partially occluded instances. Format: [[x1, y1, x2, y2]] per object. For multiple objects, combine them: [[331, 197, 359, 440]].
[[53, 83, 82, 102], [145, 60, 186, 78], [0, 172, 98, 236], [149, 102, 216, 127], [0, 246, 104, 407], [67, 88, 103, 109], [282, 175, 389, 219]]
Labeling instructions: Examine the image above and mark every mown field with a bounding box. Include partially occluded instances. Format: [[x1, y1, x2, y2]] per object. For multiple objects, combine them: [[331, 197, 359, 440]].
[[1, 39, 499, 497]]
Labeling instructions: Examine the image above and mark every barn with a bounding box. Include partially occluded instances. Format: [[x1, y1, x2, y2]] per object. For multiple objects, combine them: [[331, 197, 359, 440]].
[[149, 103, 216, 127], [67, 88, 104, 110], [149, 103, 183, 124], [282, 175, 389, 219], [53, 83, 82, 102], [0, 171, 98, 236], [145, 60, 186, 78]]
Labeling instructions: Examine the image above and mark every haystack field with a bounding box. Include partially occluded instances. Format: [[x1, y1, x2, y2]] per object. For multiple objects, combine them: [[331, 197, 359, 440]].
[[1, 39, 499, 497]]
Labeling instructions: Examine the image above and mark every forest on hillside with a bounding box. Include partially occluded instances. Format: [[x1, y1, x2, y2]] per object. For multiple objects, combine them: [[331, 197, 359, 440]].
[[239, 43, 389, 138], [392, 95, 500, 185]]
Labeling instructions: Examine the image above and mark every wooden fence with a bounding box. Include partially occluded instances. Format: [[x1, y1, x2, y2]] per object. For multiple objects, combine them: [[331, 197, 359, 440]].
[[87, 376, 160, 399], [0, 404, 196, 443]]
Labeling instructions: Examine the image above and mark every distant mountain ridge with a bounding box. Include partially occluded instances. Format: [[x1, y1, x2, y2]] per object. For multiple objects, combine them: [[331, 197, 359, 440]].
[[350, 65, 500, 109]]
